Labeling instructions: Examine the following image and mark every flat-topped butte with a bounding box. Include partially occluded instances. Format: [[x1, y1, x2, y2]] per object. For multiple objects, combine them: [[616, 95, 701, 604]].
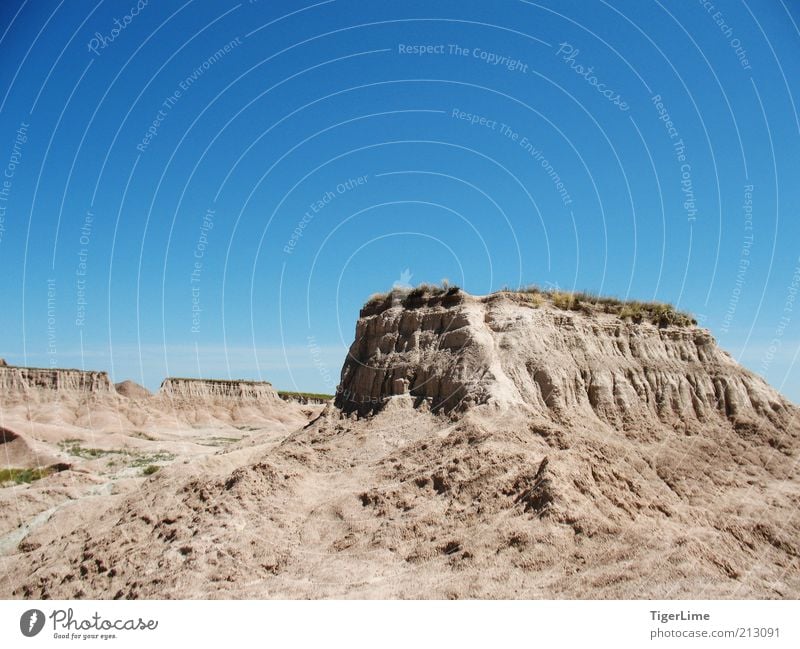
[[363, 284, 697, 328]]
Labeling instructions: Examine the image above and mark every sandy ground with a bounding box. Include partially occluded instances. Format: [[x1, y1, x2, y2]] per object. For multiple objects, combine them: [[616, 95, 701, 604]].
[[1, 393, 797, 599]]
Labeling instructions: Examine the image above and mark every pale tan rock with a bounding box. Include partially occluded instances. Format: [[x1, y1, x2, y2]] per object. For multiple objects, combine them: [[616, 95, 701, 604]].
[[335, 293, 794, 439], [114, 380, 151, 400], [159, 377, 280, 401], [0, 365, 113, 394]]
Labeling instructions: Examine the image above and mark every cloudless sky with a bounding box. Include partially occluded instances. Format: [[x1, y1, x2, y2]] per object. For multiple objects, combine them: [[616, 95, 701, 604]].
[[0, 0, 798, 399]]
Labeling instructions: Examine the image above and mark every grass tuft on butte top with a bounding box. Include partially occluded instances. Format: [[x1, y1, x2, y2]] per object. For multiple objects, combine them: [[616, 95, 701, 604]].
[[363, 281, 696, 328], [497, 285, 697, 327]]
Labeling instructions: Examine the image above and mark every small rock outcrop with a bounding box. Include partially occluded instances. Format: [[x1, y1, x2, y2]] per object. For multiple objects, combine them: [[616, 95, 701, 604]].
[[159, 377, 280, 402], [0, 364, 113, 394], [114, 380, 151, 400]]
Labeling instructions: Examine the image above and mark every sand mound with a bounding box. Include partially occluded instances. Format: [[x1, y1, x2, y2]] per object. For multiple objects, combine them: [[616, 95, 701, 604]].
[[114, 380, 151, 399], [0, 426, 64, 469], [3, 395, 797, 599]]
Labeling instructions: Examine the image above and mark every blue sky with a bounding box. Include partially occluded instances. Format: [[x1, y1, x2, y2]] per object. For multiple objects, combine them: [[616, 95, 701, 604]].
[[0, 0, 798, 398]]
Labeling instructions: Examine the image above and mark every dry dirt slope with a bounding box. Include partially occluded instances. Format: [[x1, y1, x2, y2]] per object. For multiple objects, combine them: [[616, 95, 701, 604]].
[[1, 292, 798, 598]]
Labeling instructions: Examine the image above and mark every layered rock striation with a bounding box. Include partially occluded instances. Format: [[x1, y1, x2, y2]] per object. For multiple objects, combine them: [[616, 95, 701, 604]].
[[0, 364, 113, 395], [159, 377, 280, 402], [336, 291, 794, 438]]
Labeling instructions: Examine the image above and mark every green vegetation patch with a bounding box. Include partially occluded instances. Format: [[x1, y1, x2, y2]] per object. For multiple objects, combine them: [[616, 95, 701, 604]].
[[362, 282, 695, 328], [129, 451, 176, 467], [498, 285, 697, 328], [198, 436, 242, 447], [363, 281, 462, 315], [141, 465, 159, 476], [0, 467, 53, 486], [58, 440, 127, 459], [163, 377, 272, 385], [58, 440, 176, 470]]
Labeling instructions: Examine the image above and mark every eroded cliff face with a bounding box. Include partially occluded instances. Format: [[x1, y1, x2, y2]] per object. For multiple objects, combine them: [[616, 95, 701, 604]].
[[159, 377, 280, 402], [336, 292, 794, 437], [0, 364, 113, 394]]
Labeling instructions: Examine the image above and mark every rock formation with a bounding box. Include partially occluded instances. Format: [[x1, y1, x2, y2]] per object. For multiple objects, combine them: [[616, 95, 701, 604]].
[[0, 364, 113, 394], [336, 291, 794, 437], [158, 377, 280, 401], [114, 380, 151, 400], [1, 289, 798, 599]]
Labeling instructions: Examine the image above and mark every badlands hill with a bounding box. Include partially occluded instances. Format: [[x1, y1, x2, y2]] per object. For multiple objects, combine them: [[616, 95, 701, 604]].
[[114, 380, 151, 400], [0, 288, 798, 599]]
